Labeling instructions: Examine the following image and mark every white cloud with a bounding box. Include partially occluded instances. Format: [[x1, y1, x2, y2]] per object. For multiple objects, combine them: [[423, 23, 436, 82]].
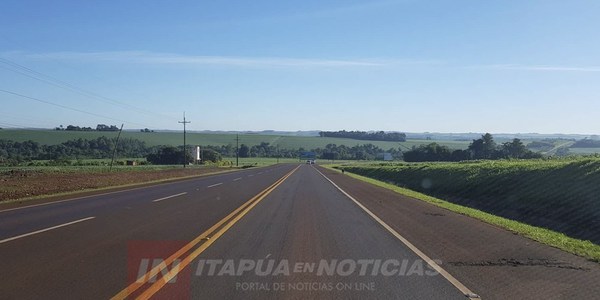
[[4, 50, 437, 69], [469, 64, 600, 72]]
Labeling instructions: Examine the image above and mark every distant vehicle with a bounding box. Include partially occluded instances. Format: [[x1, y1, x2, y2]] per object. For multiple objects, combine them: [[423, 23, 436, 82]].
[[306, 160, 311, 164]]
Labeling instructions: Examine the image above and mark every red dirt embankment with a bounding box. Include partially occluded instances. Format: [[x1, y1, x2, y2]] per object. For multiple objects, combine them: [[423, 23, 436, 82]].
[[0, 167, 225, 202]]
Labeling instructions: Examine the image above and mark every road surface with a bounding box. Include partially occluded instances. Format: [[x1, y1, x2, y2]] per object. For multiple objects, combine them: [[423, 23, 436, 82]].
[[1, 163, 599, 299]]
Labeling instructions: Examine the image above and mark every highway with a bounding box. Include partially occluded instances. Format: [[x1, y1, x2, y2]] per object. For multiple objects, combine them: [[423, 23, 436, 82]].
[[1, 163, 599, 299]]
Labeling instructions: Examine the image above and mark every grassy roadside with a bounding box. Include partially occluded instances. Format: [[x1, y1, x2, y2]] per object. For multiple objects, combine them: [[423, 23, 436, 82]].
[[323, 165, 600, 263]]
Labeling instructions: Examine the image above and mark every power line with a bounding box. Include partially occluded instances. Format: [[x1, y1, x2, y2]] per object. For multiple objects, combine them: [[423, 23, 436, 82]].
[[0, 57, 177, 121], [0, 111, 61, 128], [0, 121, 30, 128], [0, 89, 152, 128]]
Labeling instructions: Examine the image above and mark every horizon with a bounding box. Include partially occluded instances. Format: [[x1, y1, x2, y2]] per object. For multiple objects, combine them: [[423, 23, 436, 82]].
[[1, 127, 598, 137], [1, 1, 600, 134]]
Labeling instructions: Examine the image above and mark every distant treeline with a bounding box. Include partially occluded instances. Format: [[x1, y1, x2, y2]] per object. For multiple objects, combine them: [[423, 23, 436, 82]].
[[403, 133, 542, 162], [0, 137, 149, 162], [571, 139, 600, 148], [0, 137, 402, 165], [229, 142, 401, 161], [54, 124, 121, 131], [2, 133, 564, 166], [319, 130, 407, 142]]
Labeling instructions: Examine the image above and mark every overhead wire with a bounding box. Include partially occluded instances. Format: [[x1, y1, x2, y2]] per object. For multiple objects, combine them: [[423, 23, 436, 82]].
[[0, 56, 177, 121], [0, 89, 153, 128]]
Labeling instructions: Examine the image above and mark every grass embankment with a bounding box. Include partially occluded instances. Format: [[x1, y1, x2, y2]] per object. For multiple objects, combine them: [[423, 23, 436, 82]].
[[330, 158, 600, 262]]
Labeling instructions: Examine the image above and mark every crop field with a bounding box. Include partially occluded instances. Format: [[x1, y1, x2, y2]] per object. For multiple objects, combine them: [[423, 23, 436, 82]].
[[338, 158, 600, 244], [0, 129, 472, 150]]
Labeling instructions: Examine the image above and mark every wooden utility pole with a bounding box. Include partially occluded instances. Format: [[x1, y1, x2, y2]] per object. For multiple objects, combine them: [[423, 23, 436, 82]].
[[178, 112, 191, 168], [235, 134, 240, 167], [109, 124, 124, 172]]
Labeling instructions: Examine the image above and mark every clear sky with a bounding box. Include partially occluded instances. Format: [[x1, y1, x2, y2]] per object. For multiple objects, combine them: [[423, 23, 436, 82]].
[[1, 0, 599, 134]]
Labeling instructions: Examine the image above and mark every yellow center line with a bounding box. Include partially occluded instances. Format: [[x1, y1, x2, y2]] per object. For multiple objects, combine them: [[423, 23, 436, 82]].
[[110, 164, 300, 300]]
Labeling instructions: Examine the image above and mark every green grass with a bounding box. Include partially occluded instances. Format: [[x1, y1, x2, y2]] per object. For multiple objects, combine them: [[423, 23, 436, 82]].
[[337, 159, 600, 242], [0, 129, 471, 150], [570, 148, 600, 154], [324, 164, 600, 262]]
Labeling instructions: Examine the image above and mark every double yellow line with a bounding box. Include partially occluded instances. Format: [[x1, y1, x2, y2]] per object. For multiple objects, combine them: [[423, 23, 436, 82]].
[[112, 165, 301, 300]]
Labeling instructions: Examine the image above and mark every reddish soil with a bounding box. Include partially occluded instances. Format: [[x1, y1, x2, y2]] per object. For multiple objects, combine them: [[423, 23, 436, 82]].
[[0, 167, 226, 202]]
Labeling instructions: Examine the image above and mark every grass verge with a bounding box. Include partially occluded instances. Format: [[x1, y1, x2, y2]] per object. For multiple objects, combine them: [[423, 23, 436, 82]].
[[324, 165, 600, 263]]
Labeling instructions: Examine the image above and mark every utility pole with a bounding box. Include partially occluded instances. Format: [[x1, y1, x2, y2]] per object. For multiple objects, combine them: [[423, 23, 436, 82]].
[[235, 134, 240, 167], [178, 112, 191, 168], [109, 124, 124, 172]]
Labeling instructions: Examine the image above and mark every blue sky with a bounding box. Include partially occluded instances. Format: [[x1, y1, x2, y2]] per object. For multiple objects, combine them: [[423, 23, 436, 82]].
[[1, 0, 599, 133]]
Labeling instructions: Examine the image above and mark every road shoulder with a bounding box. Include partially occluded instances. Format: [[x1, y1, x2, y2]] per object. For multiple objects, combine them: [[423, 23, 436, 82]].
[[318, 166, 600, 300]]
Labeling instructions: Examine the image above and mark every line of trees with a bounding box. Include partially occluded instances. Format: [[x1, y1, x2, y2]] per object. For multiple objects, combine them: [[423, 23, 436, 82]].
[[54, 124, 120, 131], [571, 139, 600, 148], [403, 133, 542, 162], [0, 137, 150, 163], [1, 133, 550, 166], [319, 130, 407, 142], [0, 136, 403, 165]]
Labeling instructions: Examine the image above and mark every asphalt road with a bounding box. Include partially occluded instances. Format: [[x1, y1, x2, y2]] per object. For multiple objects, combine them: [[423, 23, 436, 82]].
[[1, 163, 599, 299]]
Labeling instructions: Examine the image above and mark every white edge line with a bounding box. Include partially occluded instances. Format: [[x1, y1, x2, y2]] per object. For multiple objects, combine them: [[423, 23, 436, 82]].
[[0, 216, 96, 244], [313, 167, 480, 300], [233, 178, 242, 181], [152, 192, 188, 203], [207, 183, 223, 188]]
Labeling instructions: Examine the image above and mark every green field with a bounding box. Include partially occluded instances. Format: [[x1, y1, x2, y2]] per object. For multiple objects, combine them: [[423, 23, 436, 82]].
[[338, 158, 600, 246], [570, 148, 600, 154], [0, 129, 471, 150]]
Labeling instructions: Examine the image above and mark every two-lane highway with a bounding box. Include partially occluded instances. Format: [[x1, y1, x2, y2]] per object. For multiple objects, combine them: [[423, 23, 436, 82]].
[[2, 163, 600, 299]]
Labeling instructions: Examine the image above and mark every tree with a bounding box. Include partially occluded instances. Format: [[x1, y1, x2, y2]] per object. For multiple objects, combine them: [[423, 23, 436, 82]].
[[238, 144, 250, 158], [200, 149, 222, 163], [469, 133, 496, 159], [402, 143, 452, 162], [501, 138, 527, 158], [146, 146, 192, 165]]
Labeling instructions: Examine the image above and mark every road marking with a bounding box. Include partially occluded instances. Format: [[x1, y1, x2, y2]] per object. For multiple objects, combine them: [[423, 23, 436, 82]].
[[207, 183, 223, 188], [257, 172, 263, 175], [111, 165, 301, 300], [0, 217, 96, 244], [151, 192, 188, 203], [313, 167, 480, 300], [233, 177, 242, 181], [247, 174, 254, 177]]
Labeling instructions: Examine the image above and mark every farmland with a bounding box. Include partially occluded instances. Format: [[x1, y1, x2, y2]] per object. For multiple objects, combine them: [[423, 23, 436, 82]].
[[338, 158, 600, 245], [0, 129, 472, 150]]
